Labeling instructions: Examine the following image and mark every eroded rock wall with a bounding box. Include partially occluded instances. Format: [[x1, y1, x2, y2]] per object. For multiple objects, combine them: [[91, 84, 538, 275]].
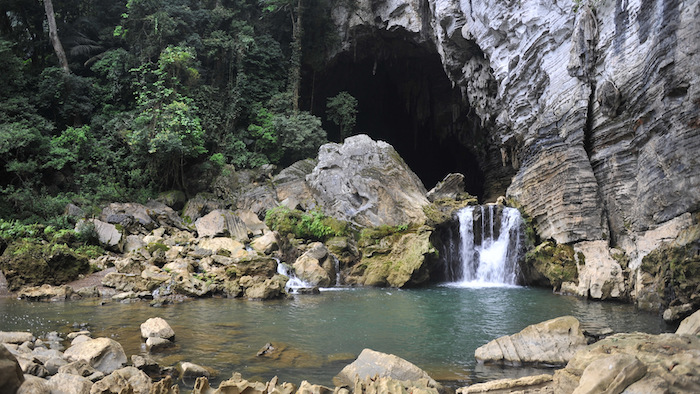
[[329, 0, 700, 301]]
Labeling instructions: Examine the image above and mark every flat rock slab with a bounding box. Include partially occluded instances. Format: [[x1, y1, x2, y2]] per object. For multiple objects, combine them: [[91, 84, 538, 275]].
[[475, 316, 587, 366]]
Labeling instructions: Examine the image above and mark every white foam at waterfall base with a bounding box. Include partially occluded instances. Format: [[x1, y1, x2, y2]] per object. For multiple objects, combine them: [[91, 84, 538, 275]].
[[445, 205, 523, 288]]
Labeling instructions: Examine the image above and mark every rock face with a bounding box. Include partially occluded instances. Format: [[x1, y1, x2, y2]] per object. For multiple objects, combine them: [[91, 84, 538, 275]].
[[334, 348, 439, 389], [307, 134, 429, 227], [474, 316, 588, 366], [330, 0, 700, 303]]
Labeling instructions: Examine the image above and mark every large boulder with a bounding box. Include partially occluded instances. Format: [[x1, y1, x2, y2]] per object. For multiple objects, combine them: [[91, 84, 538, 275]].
[[272, 158, 317, 211], [351, 229, 437, 288], [307, 134, 429, 227], [140, 318, 175, 341], [0, 332, 35, 345], [63, 338, 127, 375], [334, 348, 439, 389], [0, 344, 24, 394], [47, 373, 93, 394], [18, 284, 74, 301], [195, 210, 249, 241], [474, 316, 587, 366], [292, 243, 333, 287], [677, 309, 700, 336], [561, 332, 700, 393], [570, 241, 628, 300], [90, 367, 152, 394], [241, 275, 286, 300]]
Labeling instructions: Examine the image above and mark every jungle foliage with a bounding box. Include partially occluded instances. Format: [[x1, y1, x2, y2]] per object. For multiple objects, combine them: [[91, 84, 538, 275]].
[[0, 0, 343, 226]]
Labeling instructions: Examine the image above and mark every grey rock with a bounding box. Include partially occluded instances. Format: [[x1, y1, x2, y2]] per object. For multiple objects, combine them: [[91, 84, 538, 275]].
[[475, 316, 587, 366], [90, 366, 152, 394], [0, 332, 35, 345], [17, 374, 50, 394], [140, 317, 175, 341], [307, 134, 429, 227], [677, 309, 700, 336], [63, 338, 127, 375], [334, 348, 439, 389], [47, 373, 93, 394], [195, 209, 249, 241], [426, 173, 466, 202], [0, 344, 24, 394]]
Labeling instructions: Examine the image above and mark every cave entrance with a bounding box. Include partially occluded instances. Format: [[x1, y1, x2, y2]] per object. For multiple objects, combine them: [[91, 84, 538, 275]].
[[301, 29, 486, 198]]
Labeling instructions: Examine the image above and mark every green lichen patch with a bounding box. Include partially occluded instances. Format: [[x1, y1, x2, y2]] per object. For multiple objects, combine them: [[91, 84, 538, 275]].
[[0, 239, 90, 291], [640, 237, 700, 308], [524, 240, 579, 290], [423, 194, 478, 227]]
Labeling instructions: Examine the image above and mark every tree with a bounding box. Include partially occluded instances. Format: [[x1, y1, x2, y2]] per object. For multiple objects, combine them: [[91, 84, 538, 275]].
[[326, 91, 358, 140], [43, 0, 71, 74]]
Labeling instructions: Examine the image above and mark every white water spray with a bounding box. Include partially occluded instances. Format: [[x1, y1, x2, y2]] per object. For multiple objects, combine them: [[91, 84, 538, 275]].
[[449, 205, 523, 287], [276, 260, 314, 293]]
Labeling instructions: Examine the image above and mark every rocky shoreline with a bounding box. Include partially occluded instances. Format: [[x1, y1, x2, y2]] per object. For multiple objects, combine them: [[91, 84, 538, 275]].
[[2, 312, 699, 393]]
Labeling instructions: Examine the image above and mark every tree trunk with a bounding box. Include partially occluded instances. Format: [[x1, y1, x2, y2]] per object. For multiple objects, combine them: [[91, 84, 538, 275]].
[[43, 0, 70, 74], [288, 0, 303, 112]]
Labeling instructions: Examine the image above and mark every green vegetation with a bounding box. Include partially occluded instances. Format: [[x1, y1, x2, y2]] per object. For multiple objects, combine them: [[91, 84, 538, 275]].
[[0, 0, 341, 228], [640, 234, 700, 308], [265, 206, 348, 242], [326, 91, 358, 140], [524, 240, 579, 290]]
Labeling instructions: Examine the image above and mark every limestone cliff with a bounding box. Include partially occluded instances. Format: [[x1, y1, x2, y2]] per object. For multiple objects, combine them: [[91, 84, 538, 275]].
[[327, 0, 700, 303]]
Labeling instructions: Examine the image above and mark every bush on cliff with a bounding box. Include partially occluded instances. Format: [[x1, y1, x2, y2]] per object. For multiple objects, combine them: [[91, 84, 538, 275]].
[[265, 206, 348, 242]]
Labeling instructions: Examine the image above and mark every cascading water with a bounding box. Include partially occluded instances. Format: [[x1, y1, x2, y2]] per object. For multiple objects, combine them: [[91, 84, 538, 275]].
[[276, 260, 315, 293], [445, 205, 524, 287]]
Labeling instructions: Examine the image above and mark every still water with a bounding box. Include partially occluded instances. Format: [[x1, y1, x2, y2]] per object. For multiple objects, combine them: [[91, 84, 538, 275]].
[[0, 286, 671, 389]]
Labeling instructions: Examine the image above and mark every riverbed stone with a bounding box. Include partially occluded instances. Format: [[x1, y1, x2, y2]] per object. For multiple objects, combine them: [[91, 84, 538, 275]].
[[456, 374, 553, 393], [18, 284, 74, 301], [146, 337, 174, 353], [17, 374, 50, 394], [47, 373, 93, 394], [474, 316, 587, 366], [242, 275, 286, 300], [58, 360, 104, 382], [334, 348, 439, 388], [677, 309, 700, 336], [63, 338, 127, 375], [0, 332, 35, 345], [562, 332, 700, 394], [0, 344, 24, 393], [140, 317, 175, 341], [179, 362, 210, 379], [571, 354, 647, 394], [90, 366, 152, 394]]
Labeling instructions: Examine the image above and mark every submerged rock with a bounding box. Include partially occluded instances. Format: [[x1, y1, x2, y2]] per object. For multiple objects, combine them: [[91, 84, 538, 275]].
[[140, 317, 175, 341], [475, 316, 587, 366]]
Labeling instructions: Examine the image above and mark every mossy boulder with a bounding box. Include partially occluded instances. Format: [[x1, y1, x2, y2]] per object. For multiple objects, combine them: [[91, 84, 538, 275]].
[[422, 195, 478, 227], [350, 227, 438, 288], [0, 240, 90, 291], [522, 240, 578, 290], [639, 234, 700, 315]]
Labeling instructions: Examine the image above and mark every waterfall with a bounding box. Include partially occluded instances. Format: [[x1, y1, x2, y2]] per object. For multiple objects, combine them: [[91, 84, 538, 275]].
[[446, 205, 523, 287], [276, 261, 315, 294]]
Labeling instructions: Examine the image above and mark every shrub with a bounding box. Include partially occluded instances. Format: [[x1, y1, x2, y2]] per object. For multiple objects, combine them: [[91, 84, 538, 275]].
[[265, 206, 347, 241]]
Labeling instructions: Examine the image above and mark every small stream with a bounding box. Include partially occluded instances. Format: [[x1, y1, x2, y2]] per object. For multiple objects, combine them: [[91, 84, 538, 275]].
[[0, 287, 671, 389]]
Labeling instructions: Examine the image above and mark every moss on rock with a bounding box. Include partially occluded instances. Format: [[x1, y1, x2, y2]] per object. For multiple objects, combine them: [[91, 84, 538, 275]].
[[640, 235, 700, 311], [523, 240, 579, 290], [422, 195, 478, 227], [0, 239, 90, 291], [353, 227, 438, 288]]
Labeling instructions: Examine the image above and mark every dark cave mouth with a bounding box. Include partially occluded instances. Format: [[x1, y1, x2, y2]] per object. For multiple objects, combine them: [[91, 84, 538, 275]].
[[301, 30, 486, 198]]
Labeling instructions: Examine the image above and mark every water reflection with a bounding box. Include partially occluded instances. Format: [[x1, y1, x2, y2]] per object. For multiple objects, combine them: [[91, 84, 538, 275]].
[[0, 287, 671, 388]]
